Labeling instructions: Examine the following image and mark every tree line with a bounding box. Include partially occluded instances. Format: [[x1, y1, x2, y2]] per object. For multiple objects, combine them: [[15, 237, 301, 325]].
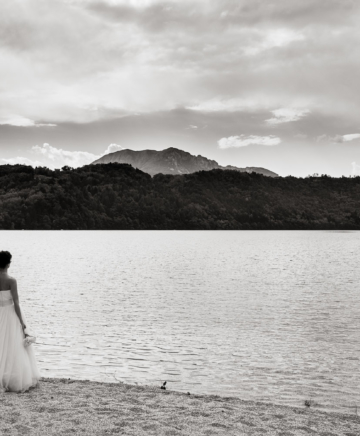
[[0, 163, 360, 230]]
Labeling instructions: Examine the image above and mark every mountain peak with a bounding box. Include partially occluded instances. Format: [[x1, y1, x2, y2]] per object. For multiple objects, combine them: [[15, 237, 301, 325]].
[[92, 147, 278, 177]]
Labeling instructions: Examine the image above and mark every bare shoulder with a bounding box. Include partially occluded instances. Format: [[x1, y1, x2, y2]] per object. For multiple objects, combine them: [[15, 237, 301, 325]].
[[8, 276, 17, 285]]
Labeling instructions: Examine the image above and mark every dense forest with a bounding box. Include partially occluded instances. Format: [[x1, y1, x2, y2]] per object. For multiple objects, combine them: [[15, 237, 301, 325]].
[[0, 163, 360, 230]]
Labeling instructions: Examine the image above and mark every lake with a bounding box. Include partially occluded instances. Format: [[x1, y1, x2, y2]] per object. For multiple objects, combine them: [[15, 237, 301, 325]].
[[1, 231, 359, 414]]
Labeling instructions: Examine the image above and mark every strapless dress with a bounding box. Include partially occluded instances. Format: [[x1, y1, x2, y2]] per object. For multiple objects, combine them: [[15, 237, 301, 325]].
[[0, 290, 40, 392]]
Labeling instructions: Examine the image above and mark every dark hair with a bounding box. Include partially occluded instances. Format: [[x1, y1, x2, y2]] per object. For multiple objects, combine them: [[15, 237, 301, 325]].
[[0, 251, 12, 269]]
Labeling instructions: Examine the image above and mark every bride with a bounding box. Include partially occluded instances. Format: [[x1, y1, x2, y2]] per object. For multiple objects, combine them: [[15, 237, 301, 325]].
[[0, 251, 40, 392]]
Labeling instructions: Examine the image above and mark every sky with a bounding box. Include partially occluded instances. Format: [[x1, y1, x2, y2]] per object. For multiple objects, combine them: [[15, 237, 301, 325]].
[[0, 0, 360, 177]]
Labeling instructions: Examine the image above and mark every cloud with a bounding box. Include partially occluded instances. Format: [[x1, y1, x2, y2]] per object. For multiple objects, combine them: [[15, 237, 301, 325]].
[[218, 135, 281, 149], [351, 162, 360, 175], [317, 133, 360, 143], [0, 143, 124, 169], [0, 0, 359, 140], [186, 97, 281, 113], [0, 116, 36, 127], [244, 28, 305, 56], [343, 133, 360, 142], [187, 99, 247, 113], [316, 134, 328, 142], [0, 115, 55, 127], [266, 108, 310, 125], [0, 157, 44, 166], [104, 143, 124, 154], [32, 143, 100, 167]]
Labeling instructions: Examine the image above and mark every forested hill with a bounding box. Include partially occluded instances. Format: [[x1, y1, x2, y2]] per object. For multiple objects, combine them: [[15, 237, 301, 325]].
[[0, 163, 360, 230]]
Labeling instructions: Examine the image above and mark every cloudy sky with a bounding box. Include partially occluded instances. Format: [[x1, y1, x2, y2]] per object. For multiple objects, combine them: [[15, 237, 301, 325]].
[[0, 0, 359, 176]]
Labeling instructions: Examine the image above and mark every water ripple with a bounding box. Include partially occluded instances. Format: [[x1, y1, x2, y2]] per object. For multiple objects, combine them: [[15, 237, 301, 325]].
[[1, 230, 360, 414]]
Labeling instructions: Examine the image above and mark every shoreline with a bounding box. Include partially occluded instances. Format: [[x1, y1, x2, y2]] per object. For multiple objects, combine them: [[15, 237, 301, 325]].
[[0, 378, 359, 435]]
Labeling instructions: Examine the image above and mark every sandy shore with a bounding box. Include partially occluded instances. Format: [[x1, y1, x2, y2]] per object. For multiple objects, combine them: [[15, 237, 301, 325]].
[[0, 378, 359, 435]]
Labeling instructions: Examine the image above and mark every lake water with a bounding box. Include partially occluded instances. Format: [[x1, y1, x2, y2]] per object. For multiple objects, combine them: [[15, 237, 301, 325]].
[[1, 231, 359, 414]]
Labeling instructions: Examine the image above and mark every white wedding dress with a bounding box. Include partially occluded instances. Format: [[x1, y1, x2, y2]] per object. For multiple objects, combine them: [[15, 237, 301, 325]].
[[0, 290, 40, 392]]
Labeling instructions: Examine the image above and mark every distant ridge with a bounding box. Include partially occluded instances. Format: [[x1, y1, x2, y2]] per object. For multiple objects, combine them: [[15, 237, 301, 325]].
[[91, 147, 278, 177]]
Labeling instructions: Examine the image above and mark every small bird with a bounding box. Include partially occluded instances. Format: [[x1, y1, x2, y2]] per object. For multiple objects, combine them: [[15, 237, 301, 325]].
[[160, 381, 167, 390], [304, 400, 311, 408]]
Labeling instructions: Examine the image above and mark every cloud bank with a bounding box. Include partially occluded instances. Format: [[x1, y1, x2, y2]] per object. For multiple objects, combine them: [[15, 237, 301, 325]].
[[317, 133, 360, 143], [0, 0, 359, 130], [0, 115, 56, 127], [266, 108, 310, 125], [0, 0, 359, 178], [0, 143, 124, 169], [218, 135, 281, 149], [343, 134, 360, 142]]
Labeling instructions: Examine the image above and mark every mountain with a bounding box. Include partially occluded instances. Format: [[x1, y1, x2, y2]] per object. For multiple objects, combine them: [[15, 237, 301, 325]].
[[91, 147, 278, 177]]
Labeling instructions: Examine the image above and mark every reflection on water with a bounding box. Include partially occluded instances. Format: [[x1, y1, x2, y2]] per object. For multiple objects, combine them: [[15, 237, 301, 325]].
[[1, 230, 360, 414]]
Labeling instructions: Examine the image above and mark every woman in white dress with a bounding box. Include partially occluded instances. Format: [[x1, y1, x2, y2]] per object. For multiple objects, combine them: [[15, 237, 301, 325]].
[[0, 251, 40, 392]]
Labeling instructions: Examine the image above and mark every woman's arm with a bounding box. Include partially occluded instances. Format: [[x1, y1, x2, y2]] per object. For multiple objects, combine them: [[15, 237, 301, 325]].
[[10, 278, 26, 330]]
